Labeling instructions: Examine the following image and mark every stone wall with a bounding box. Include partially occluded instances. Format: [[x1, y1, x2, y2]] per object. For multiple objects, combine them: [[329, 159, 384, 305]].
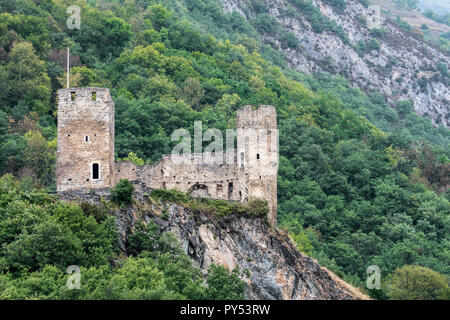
[[56, 90, 278, 226], [237, 105, 278, 226], [115, 151, 242, 201], [56, 88, 114, 192], [113, 106, 278, 225]]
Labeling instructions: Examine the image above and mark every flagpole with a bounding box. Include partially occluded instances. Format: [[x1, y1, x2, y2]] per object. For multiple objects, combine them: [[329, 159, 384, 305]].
[[67, 46, 70, 88]]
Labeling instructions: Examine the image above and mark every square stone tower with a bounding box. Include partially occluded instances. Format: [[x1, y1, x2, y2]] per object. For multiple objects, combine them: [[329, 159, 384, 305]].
[[237, 105, 278, 227], [56, 88, 115, 192]]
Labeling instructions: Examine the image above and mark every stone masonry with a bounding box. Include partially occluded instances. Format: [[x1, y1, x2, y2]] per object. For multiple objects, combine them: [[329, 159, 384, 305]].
[[56, 88, 115, 191], [57, 87, 278, 226]]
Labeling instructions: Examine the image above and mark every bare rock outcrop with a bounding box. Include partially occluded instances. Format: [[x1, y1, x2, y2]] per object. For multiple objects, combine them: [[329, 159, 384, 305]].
[[59, 183, 368, 300], [220, 0, 449, 127]]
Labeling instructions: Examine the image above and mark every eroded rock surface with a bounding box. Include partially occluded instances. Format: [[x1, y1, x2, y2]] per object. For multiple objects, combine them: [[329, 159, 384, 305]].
[[221, 0, 449, 127], [59, 184, 368, 300]]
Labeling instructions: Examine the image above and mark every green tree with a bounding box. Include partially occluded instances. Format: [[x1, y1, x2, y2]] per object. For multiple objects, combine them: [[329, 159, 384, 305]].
[[387, 265, 449, 300], [178, 77, 205, 109], [5, 42, 51, 115], [254, 14, 280, 35], [110, 179, 135, 206], [118, 152, 145, 165], [290, 230, 314, 255], [22, 130, 55, 187], [0, 219, 84, 273], [205, 264, 246, 300]]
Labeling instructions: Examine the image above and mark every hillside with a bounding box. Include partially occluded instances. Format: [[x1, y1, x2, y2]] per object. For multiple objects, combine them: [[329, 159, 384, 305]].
[[373, 0, 449, 32], [0, 176, 248, 299], [155, 0, 449, 142], [59, 182, 368, 299], [371, 0, 450, 52], [0, 176, 367, 299], [213, 0, 449, 127], [418, 0, 450, 14], [0, 0, 449, 300]]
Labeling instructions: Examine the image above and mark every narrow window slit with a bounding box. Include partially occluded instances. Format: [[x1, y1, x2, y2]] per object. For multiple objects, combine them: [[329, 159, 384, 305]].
[[228, 182, 233, 200], [92, 163, 99, 180]]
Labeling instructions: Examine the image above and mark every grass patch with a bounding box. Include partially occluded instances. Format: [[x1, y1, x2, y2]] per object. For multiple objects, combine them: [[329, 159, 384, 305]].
[[149, 188, 189, 203], [149, 189, 269, 221]]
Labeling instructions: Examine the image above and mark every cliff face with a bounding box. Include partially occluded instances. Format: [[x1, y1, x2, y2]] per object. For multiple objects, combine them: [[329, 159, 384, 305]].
[[59, 184, 368, 300], [221, 0, 449, 127]]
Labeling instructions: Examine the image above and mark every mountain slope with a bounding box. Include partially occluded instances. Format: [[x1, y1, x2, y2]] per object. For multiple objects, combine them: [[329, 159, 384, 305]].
[[418, 0, 450, 14], [216, 0, 449, 126], [372, 0, 450, 33], [0, 0, 448, 300]]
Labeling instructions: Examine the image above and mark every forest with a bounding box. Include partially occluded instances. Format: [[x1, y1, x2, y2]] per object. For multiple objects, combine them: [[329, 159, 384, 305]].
[[0, 0, 448, 299]]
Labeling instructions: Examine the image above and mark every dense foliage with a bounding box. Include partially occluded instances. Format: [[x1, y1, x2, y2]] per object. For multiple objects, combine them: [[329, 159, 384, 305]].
[[0, 175, 245, 299], [0, 0, 448, 299], [423, 10, 450, 27], [110, 178, 135, 206], [386, 265, 449, 300], [150, 188, 269, 219]]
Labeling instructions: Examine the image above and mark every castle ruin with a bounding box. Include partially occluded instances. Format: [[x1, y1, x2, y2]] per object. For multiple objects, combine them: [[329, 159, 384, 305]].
[[57, 87, 278, 226]]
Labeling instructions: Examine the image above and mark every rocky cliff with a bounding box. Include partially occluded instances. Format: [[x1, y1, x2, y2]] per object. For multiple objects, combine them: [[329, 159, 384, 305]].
[[221, 0, 449, 127], [59, 183, 368, 300]]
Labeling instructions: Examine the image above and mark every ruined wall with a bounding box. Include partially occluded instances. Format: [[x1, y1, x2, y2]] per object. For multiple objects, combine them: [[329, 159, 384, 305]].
[[237, 105, 278, 226], [56, 88, 115, 191], [57, 94, 278, 226], [115, 151, 243, 201], [114, 106, 278, 226]]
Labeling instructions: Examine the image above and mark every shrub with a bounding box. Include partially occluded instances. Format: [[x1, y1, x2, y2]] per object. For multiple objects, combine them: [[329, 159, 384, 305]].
[[395, 17, 411, 31], [289, 230, 314, 255], [127, 220, 162, 256], [245, 199, 269, 217], [252, 0, 269, 13], [281, 30, 299, 49], [205, 264, 246, 299], [356, 40, 366, 57], [150, 189, 268, 220], [118, 152, 144, 165], [386, 265, 449, 300], [110, 179, 134, 206], [366, 39, 381, 52], [324, 0, 347, 11], [370, 28, 386, 38], [254, 14, 280, 35], [437, 62, 448, 78], [79, 202, 109, 222], [150, 188, 189, 203]]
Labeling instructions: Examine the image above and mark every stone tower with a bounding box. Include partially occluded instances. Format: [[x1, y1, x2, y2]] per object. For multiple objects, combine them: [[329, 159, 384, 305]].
[[237, 105, 278, 227], [56, 88, 115, 192]]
